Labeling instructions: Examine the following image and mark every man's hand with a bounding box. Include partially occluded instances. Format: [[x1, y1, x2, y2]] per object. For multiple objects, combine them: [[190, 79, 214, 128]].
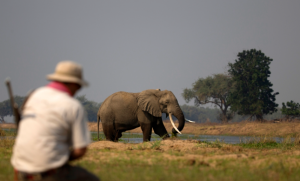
[[69, 147, 87, 161]]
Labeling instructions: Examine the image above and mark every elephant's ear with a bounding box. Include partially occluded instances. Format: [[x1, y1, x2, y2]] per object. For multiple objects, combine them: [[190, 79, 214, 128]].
[[137, 89, 162, 117]]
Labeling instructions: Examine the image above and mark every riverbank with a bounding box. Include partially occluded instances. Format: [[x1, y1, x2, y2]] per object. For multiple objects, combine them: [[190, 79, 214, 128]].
[[88, 121, 300, 137], [2, 121, 300, 137], [2, 124, 300, 180], [2, 138, 300, 181]]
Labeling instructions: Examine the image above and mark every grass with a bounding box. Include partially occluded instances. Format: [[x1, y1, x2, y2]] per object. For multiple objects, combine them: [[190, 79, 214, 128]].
[[75, 144, 300, 181], [2, 127, 300, 180], [0, 147, 14, 181], [3, 143, 300, 181], [128, 139, 163, 150], [0, 128, 15, 181], [198, 139, 224, 149], [237, 134, 300, 150]]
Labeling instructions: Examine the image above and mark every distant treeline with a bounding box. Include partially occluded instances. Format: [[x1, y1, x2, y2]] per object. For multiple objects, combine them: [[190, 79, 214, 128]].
[[0, 95, 102, 123], [77, 96, 283, 122], [0, 95, 284, 123], [179, 104, 284, 123]]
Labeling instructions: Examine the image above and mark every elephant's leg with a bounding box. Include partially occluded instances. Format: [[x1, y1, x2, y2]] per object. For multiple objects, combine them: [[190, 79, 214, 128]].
[[140, 123, 152, 142], [113, 130, 123, 142], [118, 131, 123, 139], [152, 118, 170, 139], [137, 110, 153, 142], [102, 123, 116, 141]]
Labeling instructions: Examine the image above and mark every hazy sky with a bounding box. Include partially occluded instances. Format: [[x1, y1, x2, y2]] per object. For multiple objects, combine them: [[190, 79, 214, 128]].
[[1, 1, 300, 108]]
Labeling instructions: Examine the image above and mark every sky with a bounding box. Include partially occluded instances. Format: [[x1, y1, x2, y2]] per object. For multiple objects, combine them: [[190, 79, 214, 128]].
[[1, 1, 300, 110]]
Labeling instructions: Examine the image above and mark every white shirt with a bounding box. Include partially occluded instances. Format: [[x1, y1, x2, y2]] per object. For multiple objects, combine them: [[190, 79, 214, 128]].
[[11, 86, 90, 173]]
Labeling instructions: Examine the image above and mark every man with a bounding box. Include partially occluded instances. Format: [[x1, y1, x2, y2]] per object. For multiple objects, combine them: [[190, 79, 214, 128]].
[[11, 61, 99, 181]]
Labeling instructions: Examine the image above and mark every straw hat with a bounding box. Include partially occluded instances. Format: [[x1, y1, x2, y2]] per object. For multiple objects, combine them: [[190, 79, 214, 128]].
[[47, 61, 89, 87]]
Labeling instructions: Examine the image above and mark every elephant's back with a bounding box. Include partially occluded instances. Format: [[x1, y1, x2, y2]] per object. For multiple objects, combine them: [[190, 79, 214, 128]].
[[99, 91, 139, 114]]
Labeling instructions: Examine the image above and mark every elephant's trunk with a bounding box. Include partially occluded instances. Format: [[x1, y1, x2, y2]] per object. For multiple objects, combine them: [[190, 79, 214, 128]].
[[170, 111, 185, 134]]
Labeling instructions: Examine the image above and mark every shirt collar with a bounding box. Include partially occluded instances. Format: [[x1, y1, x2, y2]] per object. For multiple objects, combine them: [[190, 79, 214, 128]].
[[47, 81, 72, 96]]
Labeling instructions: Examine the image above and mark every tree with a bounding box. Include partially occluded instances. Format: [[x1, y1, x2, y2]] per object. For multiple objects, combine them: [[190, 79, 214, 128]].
[[0, 100, 11, 123], [0, 95, 102, 122], [281, 101, 300, 121], [182, 74, 235, 123], [0, 96, 25, 122], [76, 95, 102, 122], [180, 104, 220, 123], [228, 49, 279, 121]]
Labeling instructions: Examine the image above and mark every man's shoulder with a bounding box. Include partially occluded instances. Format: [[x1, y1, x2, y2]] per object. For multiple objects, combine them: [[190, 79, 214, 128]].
[[32, 87, 82, 108]]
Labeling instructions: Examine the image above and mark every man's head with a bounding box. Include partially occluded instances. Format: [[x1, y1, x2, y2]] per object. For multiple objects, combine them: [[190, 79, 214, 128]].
[[47, 61, 88, 95]]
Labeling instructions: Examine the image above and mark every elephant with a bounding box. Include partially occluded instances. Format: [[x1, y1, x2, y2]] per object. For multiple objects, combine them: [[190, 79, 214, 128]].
[[97, 89, 188, 142]]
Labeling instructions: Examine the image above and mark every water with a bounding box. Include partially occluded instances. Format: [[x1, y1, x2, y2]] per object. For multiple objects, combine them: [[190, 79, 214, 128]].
[[186, 135, 284, 144], [118, 135, 284, 144], [91, 131, 284, 144], [2, 129, 285, 144]]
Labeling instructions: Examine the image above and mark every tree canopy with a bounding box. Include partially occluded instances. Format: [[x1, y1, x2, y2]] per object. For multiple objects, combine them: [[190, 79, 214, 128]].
[[0, 95, 101, 122], [0, 95, 25, 122], [182, 74, 235, 122], [281, 101, 300, 120], [75, 95, 102, 122], [180, 104, 220, 123], [228, 49, 279, 121], [0, 100, 11, 122]]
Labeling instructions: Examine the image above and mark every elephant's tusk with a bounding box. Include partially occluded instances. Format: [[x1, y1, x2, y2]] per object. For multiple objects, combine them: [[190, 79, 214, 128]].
[[169, 114, 182, 134], [185, 118, 195, 123]]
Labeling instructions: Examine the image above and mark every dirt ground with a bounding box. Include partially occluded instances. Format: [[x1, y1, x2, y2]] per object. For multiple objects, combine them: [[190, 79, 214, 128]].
[[87, 139, 300, 167], [87, 139, 245, 163], [2, 120, 300, 137], [88, 139, 201, 152]]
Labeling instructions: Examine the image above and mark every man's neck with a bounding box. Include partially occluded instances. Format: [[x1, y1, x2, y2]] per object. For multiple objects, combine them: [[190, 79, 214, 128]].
[[47, 81, 73, 96]]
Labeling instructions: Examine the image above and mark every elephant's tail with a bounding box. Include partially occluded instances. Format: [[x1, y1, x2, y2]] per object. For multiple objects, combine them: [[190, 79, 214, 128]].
[[97, 114, 101, 141]]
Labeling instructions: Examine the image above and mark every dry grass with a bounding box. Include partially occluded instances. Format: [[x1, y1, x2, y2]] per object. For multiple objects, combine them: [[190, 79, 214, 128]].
[[80, 139, 300, 181], [87, 138, 300, 162]]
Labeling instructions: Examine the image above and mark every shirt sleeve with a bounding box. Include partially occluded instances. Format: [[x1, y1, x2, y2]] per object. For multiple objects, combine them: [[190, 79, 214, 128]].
[[71, 106, 91, 149]]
